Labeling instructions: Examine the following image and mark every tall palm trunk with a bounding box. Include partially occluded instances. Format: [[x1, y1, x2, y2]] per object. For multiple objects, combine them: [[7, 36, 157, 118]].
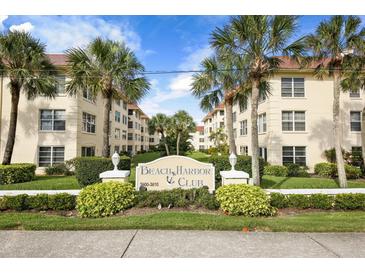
[[161, 131, 170, 156], [251, 80, 260, 186], [225, 98, 237, 155], [333, 72, 347, 188], [176, 132, 181, 155], [361, 106, 365, 167], [102, 95, 112, 157], [2, 84, 20, 165]]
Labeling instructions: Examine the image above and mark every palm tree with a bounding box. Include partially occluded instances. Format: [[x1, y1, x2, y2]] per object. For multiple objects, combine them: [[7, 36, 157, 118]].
[[66, 38, 150, 157], [148, 113, 171, 155], [210, 16, 302, 185], [191, 53, 245, 155], [0, 31, 57, 165], [170, 110, 196, 155], [209, 127, 228, 147], [303, 16, 365, 188]]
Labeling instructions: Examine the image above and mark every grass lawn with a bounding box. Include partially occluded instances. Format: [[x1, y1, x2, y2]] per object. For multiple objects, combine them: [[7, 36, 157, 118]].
[[262, 175, 365, 189], [0, 176, 79, 190], [0, 211, 364, 232]]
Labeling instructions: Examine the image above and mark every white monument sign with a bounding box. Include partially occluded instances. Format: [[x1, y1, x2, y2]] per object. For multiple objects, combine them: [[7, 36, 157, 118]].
[[136, 156, 215, 193]]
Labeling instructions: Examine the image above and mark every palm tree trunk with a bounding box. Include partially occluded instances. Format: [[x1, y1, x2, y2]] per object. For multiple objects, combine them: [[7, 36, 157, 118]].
[[361, 106, 365, 167], [251, 79, 260, 186], [225, 99, 237, 155], [102, 95, 112, 157], [176, 132, 181, 155], [333, 72, 347, 188], [161, 132, 170, 156], [2, 86, 20, 165]]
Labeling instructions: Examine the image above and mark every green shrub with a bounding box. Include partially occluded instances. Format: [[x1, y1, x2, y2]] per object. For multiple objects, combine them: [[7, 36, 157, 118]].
[[48, 193, 76, 210], [216, 184, 276, 216], [77, 182, 135, 217], [209, 155, 265, 186], [286, 194, 311, 209], [0, 197, 7, 210], [314, 163, 337, 178], [270, 192, 288, 208], [73, 156, 131, 187], [345, 165, 362, 179], [334, 193, 365, 210], [45, 163, 73, 176], [135, 187, 219, 210], [309, 194, 334, 210], [284, 163, 310, 177], [0, 164, 36, 185], [3, 194, 29, 211], [28, 194, 49, 210], [264, 165, 288, 177]]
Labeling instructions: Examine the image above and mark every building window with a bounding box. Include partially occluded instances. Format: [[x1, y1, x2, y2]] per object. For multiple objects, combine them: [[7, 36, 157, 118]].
[[123, 101, 127, 110], [115, 128, 120, 139], [220, 122, 224, 128], [259, 147, 268, 162], [350, 111, 361, 131], [258, 113, 267, 133], [81, 146, 95, 157], [240, 146, 248, 156], [258, 92, 266, 103], [127, 145, 133, 152], [233, 128, 237, 138], [220, 110, 224, 116], [40, 110, 66, 131], [199, 145, 205, 150], [281, 78, 305, 97], [122, 130, 127, 140], [282, 111, 305, 131], [55, 76, 66, 96], [115, 111, 121, 123], [38, 146, 64, 167], [282, 146, 306, 166], [83, 89, 95, 102], [114, 146, 120, 153], [128, 133, 133, 140], [128, 109, 133, 115], [149, 137, 155, 143], [141, 136, 144, 142], [82, 112, 96, 133], [116, 99, 121, 106], [350, 90, 360, 98], [199, 138, 205, 142], [232, 112, 237, 123], [122, 115, 127, 125], [240, 120, 247, 136], [239, 99, 248, 113]]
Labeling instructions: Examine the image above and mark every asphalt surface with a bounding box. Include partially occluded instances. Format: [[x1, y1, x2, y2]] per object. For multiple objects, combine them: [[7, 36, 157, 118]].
[[0, 230, 364, 258]]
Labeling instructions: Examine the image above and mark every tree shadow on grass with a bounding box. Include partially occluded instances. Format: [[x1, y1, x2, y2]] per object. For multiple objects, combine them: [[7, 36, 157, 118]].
[[261, 177, 291, 189]]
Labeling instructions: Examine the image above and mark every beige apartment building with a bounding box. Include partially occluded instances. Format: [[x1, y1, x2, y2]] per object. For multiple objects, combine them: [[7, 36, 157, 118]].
[[0, 54, 159, 172], [202, 103, 225, 148], [199, 57, 364, 172], [189, 126, 205, 150]]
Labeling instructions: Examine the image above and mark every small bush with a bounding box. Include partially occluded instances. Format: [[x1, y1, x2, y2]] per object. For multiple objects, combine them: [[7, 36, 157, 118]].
[[45, 163, 73, 176], [264, 165, 288, 177], [0, 197, 7, 210], [48, 193, 76, 210], [77, 182, 135, 217], [0, 164, 36, 185], [28, 194, 49, 210], [334, 193, 365, 210], [286, 194, 311, 209], [73, 156, 131, 187], [3, 194, 29, 211], [284, 163, 310, 177], [216, 184, 276, 216], [309, 194, 334, 210], [209, 155, 265, 186], [314, 162, 362, 179], [270, 192, 288, 208]]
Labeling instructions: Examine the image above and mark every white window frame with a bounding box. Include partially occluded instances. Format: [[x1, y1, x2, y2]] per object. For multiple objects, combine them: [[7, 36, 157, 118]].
[[240, 120, 247, 136], [82, 112, 96, 133], [258, 113, 267, 133], [350, 90, 361, 98], [282, 111, 306, 132], [282, 146, 306, 166], [40, 109, 66, 131], [115, 128, 120, 139], [115, 111, 121, 123], [55, 75, 66, 96], [38, 146, 65, 167], [281, 77, 305, 97], [81, 146, 95, 157], [350, 111, 361, 132], [82, 89, 95, 103], [240, 146, 248, 156]]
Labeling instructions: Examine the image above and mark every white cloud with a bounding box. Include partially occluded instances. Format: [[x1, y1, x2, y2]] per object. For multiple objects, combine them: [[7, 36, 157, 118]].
[[9, 22, 34, 32], [0, 15, 8, 30]]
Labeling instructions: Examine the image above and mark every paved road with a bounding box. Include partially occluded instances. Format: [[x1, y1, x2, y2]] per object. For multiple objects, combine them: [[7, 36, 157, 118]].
[[0, 230, 364, 258]]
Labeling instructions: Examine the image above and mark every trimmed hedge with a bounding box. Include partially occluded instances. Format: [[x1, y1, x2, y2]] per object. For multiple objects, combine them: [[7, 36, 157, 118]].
[[76, 182, 136, 217], [135, 187, 219, 210], [0, 164, 36, 185], [45, 163, 73, 176], [284, 163, 310, 177], [209, 155, 265, 186], [264, 165, 289, 177], [73, 156, 131, 187], [0, 193, 76, 211], [314, 162, 362, 179], [270, 193, 364, 210], [216, 184, 276, 216]]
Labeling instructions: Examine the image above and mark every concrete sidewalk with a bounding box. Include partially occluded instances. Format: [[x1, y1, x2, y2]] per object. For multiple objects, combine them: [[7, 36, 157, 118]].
[[0, 230, 364, 258]]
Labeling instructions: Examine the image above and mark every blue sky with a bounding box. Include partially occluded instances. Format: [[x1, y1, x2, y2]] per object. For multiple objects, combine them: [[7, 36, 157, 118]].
[[0, 15, 361, 124]]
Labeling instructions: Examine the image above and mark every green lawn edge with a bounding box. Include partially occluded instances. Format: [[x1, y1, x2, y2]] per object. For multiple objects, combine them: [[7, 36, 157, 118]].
[[1, 211, 364, 232]]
